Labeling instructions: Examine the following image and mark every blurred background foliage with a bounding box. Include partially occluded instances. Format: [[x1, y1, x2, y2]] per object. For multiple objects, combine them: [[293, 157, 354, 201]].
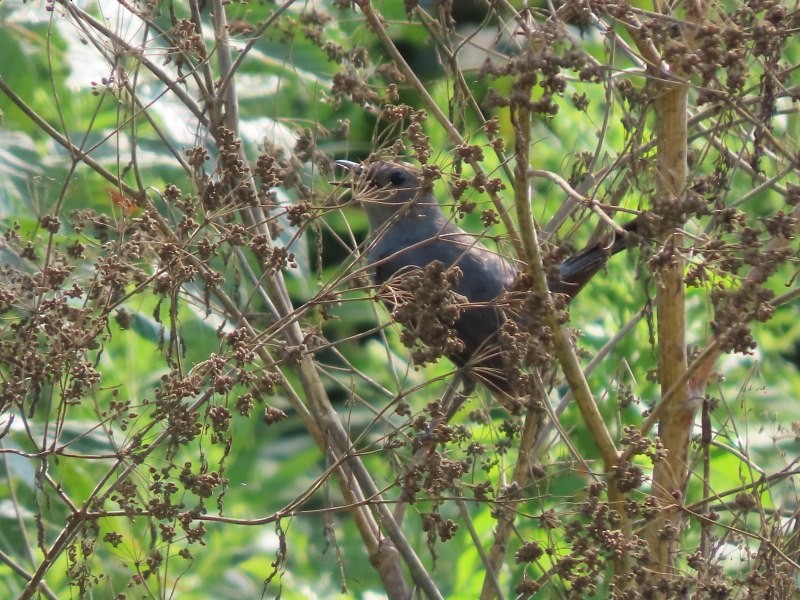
[[1, 0, 799, 598]]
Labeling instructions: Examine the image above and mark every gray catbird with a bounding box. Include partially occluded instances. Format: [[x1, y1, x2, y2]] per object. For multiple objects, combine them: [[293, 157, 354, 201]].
[[337, 160, 636, 404]]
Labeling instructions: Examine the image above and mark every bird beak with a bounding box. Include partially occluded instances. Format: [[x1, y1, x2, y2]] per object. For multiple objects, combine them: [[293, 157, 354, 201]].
[[329, 160, 364, 205], [331, 160, 364, 188], [333, 160, 364, 175]]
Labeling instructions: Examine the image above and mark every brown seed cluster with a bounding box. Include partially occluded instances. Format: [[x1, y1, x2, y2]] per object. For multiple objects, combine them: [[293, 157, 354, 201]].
[[167, 19, 206, 71], [383, 261, 466, 367]]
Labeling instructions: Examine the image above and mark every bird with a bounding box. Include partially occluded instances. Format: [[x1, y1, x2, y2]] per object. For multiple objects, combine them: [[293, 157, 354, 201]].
[[336, 159, 636, 409]]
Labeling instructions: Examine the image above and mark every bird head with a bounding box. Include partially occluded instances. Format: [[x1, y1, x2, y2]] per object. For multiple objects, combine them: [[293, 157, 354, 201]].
[[335, 160, 439, 229]]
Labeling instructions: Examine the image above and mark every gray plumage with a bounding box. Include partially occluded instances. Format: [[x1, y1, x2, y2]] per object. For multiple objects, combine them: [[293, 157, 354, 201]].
[[337, 160, 633, 401]]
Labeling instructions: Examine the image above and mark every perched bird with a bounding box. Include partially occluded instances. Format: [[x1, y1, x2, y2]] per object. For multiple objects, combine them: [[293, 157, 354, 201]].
[[336, 160, 635, 406]]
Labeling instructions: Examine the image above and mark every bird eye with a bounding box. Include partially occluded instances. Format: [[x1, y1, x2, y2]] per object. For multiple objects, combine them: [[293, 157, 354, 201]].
[[388, 170, 407, 186]]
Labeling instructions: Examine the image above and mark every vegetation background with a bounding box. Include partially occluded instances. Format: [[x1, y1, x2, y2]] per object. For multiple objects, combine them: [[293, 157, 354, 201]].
[[0, 0, 799, 598]]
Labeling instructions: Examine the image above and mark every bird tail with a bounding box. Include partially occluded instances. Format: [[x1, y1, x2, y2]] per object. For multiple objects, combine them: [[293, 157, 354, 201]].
[[551, 218, 639, 300]]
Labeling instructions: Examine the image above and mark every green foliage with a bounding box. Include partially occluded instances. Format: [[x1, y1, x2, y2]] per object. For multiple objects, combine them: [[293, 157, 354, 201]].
[[1, 0, 799, 598]]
